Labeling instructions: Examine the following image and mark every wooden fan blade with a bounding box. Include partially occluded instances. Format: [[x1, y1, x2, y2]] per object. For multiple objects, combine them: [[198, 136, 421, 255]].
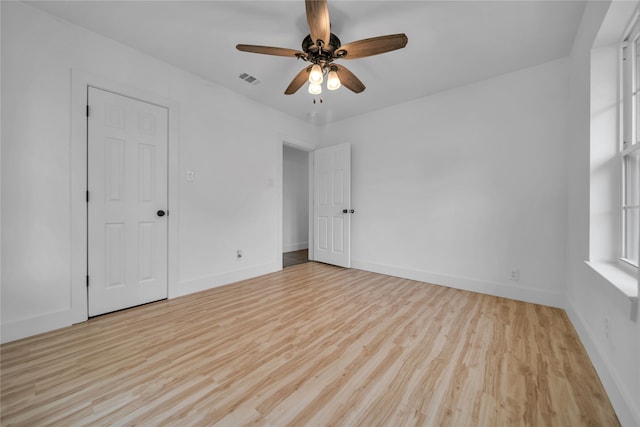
[[334, 64, 365, 93], [236, 44, 306, 59], [334, 34, 408, 60], [285, 66, 312, 95], [305, 0, 331, 48]]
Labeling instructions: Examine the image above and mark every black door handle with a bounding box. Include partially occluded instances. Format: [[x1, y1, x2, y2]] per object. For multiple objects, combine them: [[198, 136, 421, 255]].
[[342, 209, 355, 214], [157, 210, 166, 217], [349, 209, 355, 214], [342, 209, 348, 214]]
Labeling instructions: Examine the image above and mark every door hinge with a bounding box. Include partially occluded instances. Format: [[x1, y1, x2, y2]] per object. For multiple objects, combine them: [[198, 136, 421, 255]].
[[86, 275, 89, 287], [86, 105, 90, 117], [86, 190, 89, 202]]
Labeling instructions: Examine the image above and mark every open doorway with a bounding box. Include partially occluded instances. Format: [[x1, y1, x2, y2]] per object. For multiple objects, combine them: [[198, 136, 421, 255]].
[[283, 145, 310, 268]]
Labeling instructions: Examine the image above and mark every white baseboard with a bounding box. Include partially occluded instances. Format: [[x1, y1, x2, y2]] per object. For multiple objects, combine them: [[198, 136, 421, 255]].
[[177, 262, 280, 297], [350, 259, 565, 308], [283, 242, 308, 253], [565, 302, 640, 427], [1, 309, 74, 344]]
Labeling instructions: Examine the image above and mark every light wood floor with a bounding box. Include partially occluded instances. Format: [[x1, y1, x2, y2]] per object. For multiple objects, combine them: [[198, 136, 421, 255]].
[[283, 249, 309, 268], [1, 262, 618, 426]]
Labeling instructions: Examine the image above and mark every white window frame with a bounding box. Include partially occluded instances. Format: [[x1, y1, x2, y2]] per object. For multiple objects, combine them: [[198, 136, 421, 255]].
[[620, 19, 640, 270]]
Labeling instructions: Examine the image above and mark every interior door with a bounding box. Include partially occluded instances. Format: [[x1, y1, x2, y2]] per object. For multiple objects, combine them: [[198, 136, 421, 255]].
[[313, 143, 352, 267], [87, 87, 168, 316]]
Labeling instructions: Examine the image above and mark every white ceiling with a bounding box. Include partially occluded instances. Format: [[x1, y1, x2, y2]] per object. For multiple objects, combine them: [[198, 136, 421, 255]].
[[30, 0, 586, 125]]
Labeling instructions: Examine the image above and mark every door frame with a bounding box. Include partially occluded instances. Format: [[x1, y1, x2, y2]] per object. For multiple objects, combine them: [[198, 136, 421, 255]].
[[70, 70, 180, 324], [277, 134, 315, 266]]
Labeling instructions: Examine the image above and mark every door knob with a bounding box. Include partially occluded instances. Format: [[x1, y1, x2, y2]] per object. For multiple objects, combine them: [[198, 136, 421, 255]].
[[349, 209, 355, 214], [342, 209, 355, 214], [342, 209, 348, 214], [157, 210, 166, 217]]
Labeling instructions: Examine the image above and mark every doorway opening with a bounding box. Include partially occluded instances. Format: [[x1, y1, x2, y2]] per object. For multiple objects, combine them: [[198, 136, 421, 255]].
[[283, 145, 310, 268]]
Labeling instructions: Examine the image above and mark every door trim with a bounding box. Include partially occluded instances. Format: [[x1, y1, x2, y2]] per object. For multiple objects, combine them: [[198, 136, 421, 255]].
[[70, 70, 180, 324]]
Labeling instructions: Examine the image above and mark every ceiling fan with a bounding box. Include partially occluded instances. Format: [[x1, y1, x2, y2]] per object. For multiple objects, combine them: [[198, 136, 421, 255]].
[[236, 0, 408, 95]]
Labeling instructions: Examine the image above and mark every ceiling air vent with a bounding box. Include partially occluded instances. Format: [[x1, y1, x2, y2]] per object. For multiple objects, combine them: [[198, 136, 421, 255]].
[[238, 73, 261, 86]]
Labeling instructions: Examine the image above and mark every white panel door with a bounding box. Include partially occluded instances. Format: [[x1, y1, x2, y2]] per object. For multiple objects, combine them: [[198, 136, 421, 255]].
[[88, 87, 168, 316], [313, 143, 351, 267]]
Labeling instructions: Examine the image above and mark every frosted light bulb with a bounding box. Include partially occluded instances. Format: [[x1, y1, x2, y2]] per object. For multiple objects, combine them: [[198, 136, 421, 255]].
[[308, 82, 322, 95], [308, 64, 323, 84], [327, 70, 341, 90]]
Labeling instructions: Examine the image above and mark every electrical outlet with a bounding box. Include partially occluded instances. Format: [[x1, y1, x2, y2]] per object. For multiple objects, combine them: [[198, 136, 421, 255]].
[[186, 170, 195, 182], [237, 249, 243, 260], [509, 269, 519, 281]]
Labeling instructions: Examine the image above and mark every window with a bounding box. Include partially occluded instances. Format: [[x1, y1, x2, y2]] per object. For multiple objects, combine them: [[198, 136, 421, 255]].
[[621, 21, 640, 268]]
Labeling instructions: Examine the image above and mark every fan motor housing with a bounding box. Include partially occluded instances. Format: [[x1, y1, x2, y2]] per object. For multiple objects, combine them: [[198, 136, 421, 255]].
[[302, 33, 341, 56]]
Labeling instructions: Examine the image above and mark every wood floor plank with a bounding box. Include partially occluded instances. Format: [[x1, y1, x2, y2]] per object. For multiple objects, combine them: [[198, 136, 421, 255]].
[[0, 262, 619, 426]]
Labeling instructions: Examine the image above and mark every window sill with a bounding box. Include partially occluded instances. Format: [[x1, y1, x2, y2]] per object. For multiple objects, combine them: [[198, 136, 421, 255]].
[[585, 261, 639, 301]]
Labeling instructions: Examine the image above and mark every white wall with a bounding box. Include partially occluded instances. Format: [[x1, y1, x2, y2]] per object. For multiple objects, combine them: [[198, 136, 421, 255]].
[[0, 1, 314, 342], [318, 59, 569, 308], [282, 145, 308, 252], [566, 2, 640, 425]]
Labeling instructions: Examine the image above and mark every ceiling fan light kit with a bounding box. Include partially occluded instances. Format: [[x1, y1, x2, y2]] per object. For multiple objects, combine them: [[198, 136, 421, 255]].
[[308, 83, 322, 95], [236, 0, 407, 96], [309, 64, 324, 84], [326, 69, 341, 91]]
